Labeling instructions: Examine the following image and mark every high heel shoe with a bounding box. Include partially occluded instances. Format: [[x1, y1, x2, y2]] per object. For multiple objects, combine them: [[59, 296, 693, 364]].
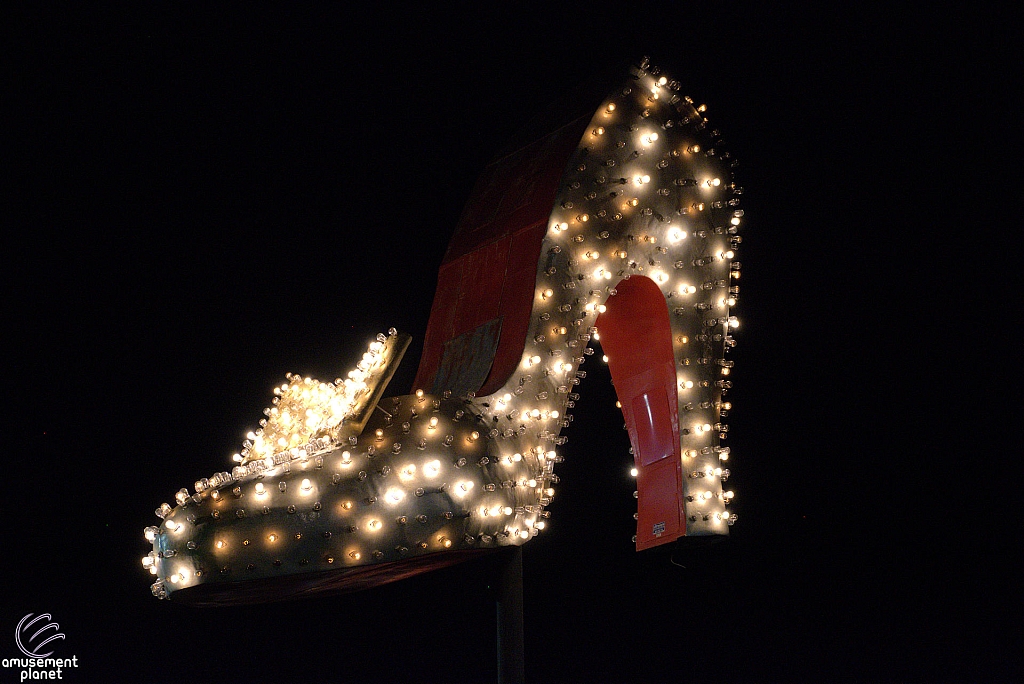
[[143, 58, 743, 604]]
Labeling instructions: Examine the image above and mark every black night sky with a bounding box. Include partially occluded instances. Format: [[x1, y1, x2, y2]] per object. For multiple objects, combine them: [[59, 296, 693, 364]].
[[4, 5, 1017, 683]]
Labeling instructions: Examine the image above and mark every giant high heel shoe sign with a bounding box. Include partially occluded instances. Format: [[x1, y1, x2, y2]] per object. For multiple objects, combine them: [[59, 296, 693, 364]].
[[143, 59, 743, 605]]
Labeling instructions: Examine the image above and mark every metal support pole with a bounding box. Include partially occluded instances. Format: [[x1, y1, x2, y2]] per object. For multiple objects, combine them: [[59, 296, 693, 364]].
[[496, 546, 525, 684]]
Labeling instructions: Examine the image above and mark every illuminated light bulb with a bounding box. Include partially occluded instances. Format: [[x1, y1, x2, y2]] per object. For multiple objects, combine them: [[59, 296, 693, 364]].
[[730, 216, 741, 226], [341, 501, 353, 510], [469, 431, 480, 442], [541, 288, 554, 300], [544, 487, 555, 497], [368, 519, 382, 531], [255, 482, 266, 496], [721, 250, 735, 260], [602, 355, 609, 362], [668, 227, 686, 243], [605, 103, 616, 113], [385, 487, 405, 504], [681, 380, 694, 389], [439, 536, 453, 548], [641, 133, 659, 146], [168, 573, 179, 584], [653, 271, 669, 284], [724, 490, 735, 500], [634, 174, 651, 185], [349, 551, 361, 560], [300, 478, 312, 493], [424, 460, 441, 477], [232, 453, 243, 463], [268, 533, 277, 543], [577, 213, 589, 223], [527, 479, 537, 488], [215, 540, 227, 550], [503, 506, 514, 516], [415, 389, 424, 399], [375, 428, 384, 440], [593, 126, 605, 135], [630, 467, 639, 477], [144, 526, 158, 542], [721, 368, 730, 376], [536, 520, 546, 530], [704, 490, 713, 501], [658, 76, 668, 85]]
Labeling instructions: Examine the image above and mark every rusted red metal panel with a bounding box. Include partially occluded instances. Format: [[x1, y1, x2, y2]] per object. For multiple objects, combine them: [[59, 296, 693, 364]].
[[414, 116, 590, 394], [477, 220, 546, 395]]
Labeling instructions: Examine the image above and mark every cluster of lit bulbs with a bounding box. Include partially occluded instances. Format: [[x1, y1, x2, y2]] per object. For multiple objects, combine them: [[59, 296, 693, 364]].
[[144, 59, 741, 600]]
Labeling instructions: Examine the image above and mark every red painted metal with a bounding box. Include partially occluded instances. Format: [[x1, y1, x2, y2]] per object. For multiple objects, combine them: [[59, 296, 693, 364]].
[[413, 117, 591, 396], [596, 276, 685, 550]]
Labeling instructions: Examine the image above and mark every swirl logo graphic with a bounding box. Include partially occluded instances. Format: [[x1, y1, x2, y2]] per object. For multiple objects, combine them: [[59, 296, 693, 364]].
[[15, 614, 65, 658]]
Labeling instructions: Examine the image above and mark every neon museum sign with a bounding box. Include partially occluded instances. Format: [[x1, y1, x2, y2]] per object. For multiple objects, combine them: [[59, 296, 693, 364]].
[[143, 59, 744, 604]]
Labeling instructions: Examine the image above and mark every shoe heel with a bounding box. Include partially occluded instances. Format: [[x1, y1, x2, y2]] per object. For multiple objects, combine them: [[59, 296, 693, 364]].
[[597, 275, 684, 549]]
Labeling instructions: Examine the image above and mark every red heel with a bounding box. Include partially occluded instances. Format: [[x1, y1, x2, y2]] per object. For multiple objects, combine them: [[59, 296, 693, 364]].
[[597, 276, 684, 550]]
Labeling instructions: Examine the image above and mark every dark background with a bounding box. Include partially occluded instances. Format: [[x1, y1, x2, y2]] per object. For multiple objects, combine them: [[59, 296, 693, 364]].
[[4, 4, 1017, 683]]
